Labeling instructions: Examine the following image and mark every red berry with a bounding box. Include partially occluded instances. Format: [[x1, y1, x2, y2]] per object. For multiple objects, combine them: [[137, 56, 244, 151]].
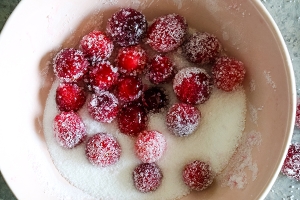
[[182, 160, 214, 191], [53, 48, 89, 82], [166, 103, 200, 137], [85, 133, 121, 167], [55, 82, 86, 112], [116, 45, 147, 76], [135, 130, 167, 163], [142, 86, 169, 113], [212, 56, 246, 92], [173, 67, 211, 105], [88, 92, 119, 123], [53, 111, 87, 149], [89, 60, 119, 94], [148, 54, 175, 84], [116, 76, 143, 103], [183, 32, 222, 64], [133, 163, 163, 193], [281, 143, 300, 180], [147, 13, 187, 52], [296, 98, 300, 129], [106, 8, 147, 47], [79, 30, 114, 63], [118, 103, 148, 136]]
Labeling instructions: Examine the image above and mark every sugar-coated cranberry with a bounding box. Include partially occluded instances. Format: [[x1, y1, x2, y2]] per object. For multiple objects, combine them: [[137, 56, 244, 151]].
[[133, 163, 163, 193], [212, 56, 246, 92], [53, 111, 87, 149], [183, 32, 221, 64], [281, 143, 300, 181], [148, 54, 175, 84], [79, 30, 114, 63], [55, 82, 86, 112], [116, 76, 143, 103], [173, 67, 211, 105], [116, 45, 147, 76], [89, 60, 119, 94], [106, 8, 147, 47], [118, 103, 148, 136], [85, 133, 121, 167], [166, 103, 200, 137], [296, 98, 300, 129], [147, 13, 187, 52], [88, 92, 119, 123], [53, 48, 89, 82], [135, 130, 167, 163], [182, 160, 214, 191], [142, 86, 169, 113]]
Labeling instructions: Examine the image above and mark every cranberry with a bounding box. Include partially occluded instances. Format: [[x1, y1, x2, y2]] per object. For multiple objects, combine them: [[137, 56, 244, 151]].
[[135, 130, 167, 163], [212, 56, 246, 92], [281, 143, 300, 180], [53, 48, 89, 82], [53, 111, 87, 149], [147, 13, 187, 52], [106, 8, 147, 47], [173, 67, 211, 105], [55, 82, 86, 112], [142, 86, 169, 113], [116, 76, 143, 103], [296, 98, 300, 129], [85, 133, 121, 167], [148, 54, 175, 84], [183, 32, 221, 64], [88, 92, 119, 123], [182, 160, 214, 191], [133, 163, 163, 193]]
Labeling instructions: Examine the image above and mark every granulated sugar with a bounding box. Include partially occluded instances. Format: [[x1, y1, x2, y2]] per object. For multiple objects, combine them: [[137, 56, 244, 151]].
[[43, 79, 246, 200]]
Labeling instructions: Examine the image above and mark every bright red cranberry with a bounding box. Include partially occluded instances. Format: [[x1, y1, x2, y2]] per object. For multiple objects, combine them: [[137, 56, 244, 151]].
[[212, 56, 246, 92], [148, 54, 175, 84], [135, 130, 167, 163], [116, 45, 147, 76], [88, 92, 119, 123], [173, 67, 211, 105], [85, 133, 121, 167], [116, 76, 143, 103], [281, 143, 300, 181], [296, 98, 300, 129], [147, 13, 187, 52], [182, 160, 214, 191], [183, 32, 222, 64], [106, 8, 147, 47], [117, 103, 148, 136], [133, 163, 163, 193], [142, 86, 169, 113], [53, 111, 87, 149], [79, 30, 114, 63], [166, 103, 200, 137], [53, 48, 89, 82], [89, 60, 119, 94]]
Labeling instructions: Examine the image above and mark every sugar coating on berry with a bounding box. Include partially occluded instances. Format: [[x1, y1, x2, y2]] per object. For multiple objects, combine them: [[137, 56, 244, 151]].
[[166, 103, 200, 137], [88, 92, 119, 123], [142, 86, 169, 113], [173, 67, 211, 105], [135, 130, 167, 163], [106, 8, 147, 47], [55, 82, 86, 112], [182, 160, 214, 191], [79, 30, 114, 63], [53, 48, 89, 82], [116, 76, 143, 103], [116, 45, 147, 76], [281, 143, 300, 181], [118, 103, 148, 136], [53, 111, 87, 149], [85, 133, 121, 167], [148, 54, 175, 84], [183, 32, 222, 64], [89, 60, 119, 94], [295, 98, 300, 129], [212, 56, 246, 92], [133, 163, 163, 193], [147, 13, 187, 53]]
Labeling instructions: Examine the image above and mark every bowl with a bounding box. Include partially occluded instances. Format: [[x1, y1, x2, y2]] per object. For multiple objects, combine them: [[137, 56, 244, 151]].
[[0, 0, 296, 199]]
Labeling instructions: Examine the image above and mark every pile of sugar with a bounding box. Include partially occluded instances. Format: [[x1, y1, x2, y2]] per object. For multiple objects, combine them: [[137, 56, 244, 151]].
[[43, 79, 246, 200]]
